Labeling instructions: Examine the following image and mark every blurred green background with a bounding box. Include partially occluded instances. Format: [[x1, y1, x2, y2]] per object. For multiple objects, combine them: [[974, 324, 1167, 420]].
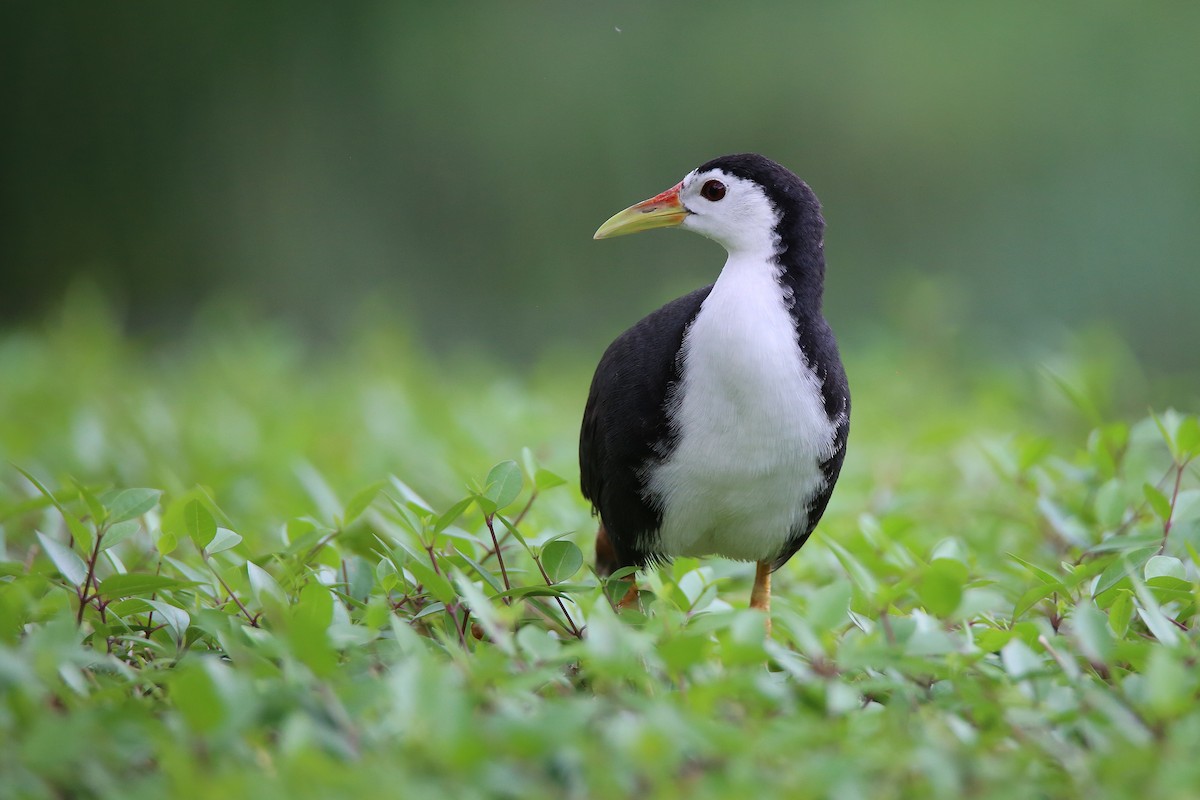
[[2, 1, 1198, 377]]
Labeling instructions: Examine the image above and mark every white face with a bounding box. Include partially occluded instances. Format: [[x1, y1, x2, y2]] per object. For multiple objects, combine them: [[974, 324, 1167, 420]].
[[678, 169, 781, 256]]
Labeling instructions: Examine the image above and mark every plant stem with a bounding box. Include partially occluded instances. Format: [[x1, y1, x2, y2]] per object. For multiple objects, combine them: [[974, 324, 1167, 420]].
[[204, 558, 258, 627], [485, 514, 513, 596], [425, 544, 469, 647], [1160, 458, 1191, 552], [75, 525, 106, 626], [532, 557, 582, 638], [480, 490, 538, 564]]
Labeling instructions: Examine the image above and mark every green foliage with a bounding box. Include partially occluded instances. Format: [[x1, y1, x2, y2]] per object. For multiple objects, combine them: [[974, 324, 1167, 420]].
[[1, 317, 1199, 799]]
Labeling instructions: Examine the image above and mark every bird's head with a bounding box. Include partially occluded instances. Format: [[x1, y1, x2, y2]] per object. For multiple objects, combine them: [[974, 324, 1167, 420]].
[[593, 153, 823, 259]]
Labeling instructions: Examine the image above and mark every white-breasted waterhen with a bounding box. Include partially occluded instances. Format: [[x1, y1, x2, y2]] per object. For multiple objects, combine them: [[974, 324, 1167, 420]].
[[580, 153, 850, 627]]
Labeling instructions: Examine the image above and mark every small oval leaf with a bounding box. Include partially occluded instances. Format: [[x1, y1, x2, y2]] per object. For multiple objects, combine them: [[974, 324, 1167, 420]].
[[184, 500, 217, 547], [1145, 555, 1185, 581], [100, 519, 141, 551], [541, 540, 583, 583], [205, 527, 242, 555], [146, 600, 190, 643], [483, 461, 523, 511]]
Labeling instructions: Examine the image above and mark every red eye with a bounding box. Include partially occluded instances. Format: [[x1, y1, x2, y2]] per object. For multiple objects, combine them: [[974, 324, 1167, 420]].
[[700, 179, 726, 201]]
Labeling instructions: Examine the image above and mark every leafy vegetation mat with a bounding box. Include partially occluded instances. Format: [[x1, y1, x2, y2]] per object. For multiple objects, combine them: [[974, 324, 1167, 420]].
[[1, 308, 1198, 799]]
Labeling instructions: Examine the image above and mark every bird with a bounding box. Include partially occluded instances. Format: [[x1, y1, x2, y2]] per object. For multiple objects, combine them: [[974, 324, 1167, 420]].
[[579, 153, 850, 627]]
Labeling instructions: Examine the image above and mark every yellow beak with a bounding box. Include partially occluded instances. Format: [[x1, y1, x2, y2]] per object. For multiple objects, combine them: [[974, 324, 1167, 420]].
[[593, 181, 688, 240]]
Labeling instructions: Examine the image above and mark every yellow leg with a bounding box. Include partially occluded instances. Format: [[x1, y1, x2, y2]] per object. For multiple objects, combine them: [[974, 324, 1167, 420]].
[[596, 523, 640, 611], [617, 580, 640, 610], [750, 560, 772, 635]]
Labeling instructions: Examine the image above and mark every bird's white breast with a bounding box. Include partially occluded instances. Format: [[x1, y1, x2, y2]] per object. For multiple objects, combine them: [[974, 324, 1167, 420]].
[[645, 253, 838, 563]]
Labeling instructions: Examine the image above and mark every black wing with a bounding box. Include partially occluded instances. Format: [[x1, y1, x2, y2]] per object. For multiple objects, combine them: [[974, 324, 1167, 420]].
[[580, 286, 712, 571]]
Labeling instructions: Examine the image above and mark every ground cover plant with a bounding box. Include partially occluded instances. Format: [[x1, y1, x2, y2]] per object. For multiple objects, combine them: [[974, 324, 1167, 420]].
[[2, 299, 1199, 799]]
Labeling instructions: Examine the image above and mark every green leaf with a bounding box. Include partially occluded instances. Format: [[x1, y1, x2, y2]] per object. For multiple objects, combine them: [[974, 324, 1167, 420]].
[[453, 569, 514, 655], [172, 661, 226, 733], [1146, 575, 1192, 604], [1174, 490, 1200, 524], [411, 602, 446, 621], [15, 465, 94, 552], [482, 461, 523, 512], [1093, 549, 1157, 597], [13, 464, 62, 508], [205, 527, 242, 555], [376, 557, 399, 592], [146, 599, 190, 644], [1143, 483, 1172, 521], [247, 561, 287, 605], [1071, 600, 1114, 665], [457, 550, 507, 594], [65, 516, 94, 556], [98, 573, 190, 598], [36, 531, 88, 586], [1086, 534, 1161, 554], [824, 538, 878, 594], [1017, 436, 1053, 470], [156, 530, 178, 555], [603, 574, 637, 606], [101, 488, 162, 524], [534, 468, 567, 491], [1144, 555, 1185, 581], [806, 580, 852, 631], [1008, 553, 1062, 585], [497, 584, 593, 600], [974, 628, 1013, 653], [342, 481, 385, 528], [918, 560, 965, 616], [1108, 591, 1133, 638], [1093, 480, 1127, 528], [159, 489, 228, 542], [72, 478, 107, 527], [1014, 582, 1061, 618], [99, 519, 141, 551], [364, 596, 390, 630], [405, 558, 456, 605], [289, 582, 336, 676], [1000, 639, 1044, 680], [184, 500, 217, 547], [493, 513, 530, 551], [541, 540, 583, 583], [1176, 416, 1200, 458], [433, 496, 475, 534], [344, 555, 375, 602], [1144, 647, 1195, 718], [606, 565, 639, 581], [1131, 575, 1181, 647]]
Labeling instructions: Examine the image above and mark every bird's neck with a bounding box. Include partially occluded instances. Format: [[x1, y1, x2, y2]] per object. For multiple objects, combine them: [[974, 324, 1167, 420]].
[[777, 238, 826, 317], [719, 236, 826, 317]]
